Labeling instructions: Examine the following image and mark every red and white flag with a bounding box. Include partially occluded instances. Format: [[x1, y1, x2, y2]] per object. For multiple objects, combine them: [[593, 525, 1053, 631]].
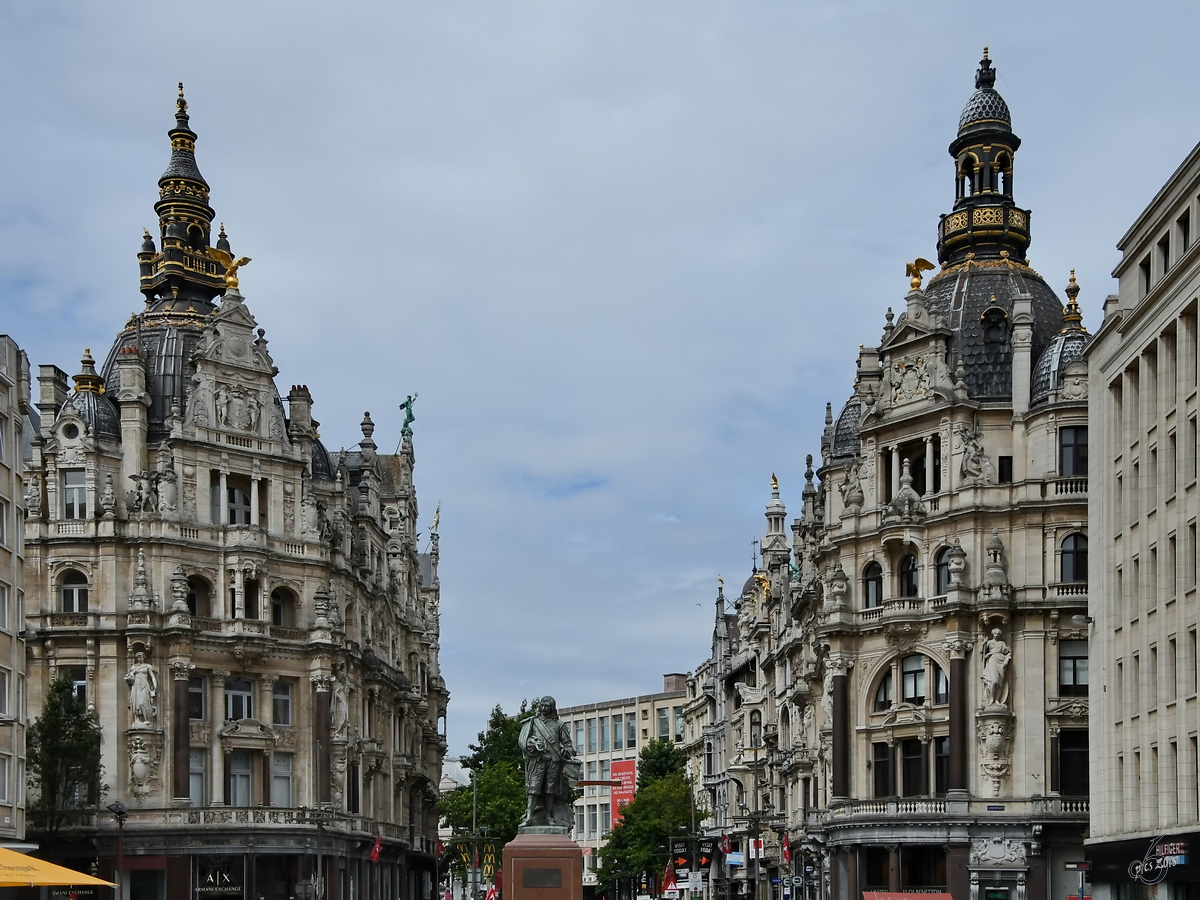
[[719, 834, 732, 855], [370, 835, 382, 863], [782, 841, 791, 864]]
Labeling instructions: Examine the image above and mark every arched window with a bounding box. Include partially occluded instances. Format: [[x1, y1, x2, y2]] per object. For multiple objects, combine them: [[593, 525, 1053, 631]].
[[61, 571, 88, 613], [244, 579, 260, 620], [1061, 534, 1088, 583], [899, 555, 919, 598], [750, 710, 763, 748], [187, 576, 211, 617], [983, 308, 1007, 345], [271, 587, 297, 627], [935, 548, 953, 595], [902, 655, 926, 704], [863, 562, 883, 608], [933, 663, 948, 704], [874, 671, 893, 712]]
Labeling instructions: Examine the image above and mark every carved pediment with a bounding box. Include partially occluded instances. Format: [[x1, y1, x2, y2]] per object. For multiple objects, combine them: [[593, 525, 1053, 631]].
[[219, 718, 278, 748]]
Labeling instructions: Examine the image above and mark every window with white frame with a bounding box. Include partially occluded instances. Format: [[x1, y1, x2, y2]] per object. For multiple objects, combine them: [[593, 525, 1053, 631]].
[[0, 499, 7, 547], [189, 750, 205, 807], [61, 572, 88, 613], [0, 584, 9, 631], [228, 750, 252, 807], [272, 682, 292, 726], [62, 470, 86, 520], [188, 676, 206, 720], [16, 760, 24, 806], [0, 415, 7, 463], [0, 669, 11, 717], [901, 655, 926, 705], [273, 753, 293, 806], [225, 678, 253, 721], [0, 755, 10, 802], [62, 666, 86, 704]]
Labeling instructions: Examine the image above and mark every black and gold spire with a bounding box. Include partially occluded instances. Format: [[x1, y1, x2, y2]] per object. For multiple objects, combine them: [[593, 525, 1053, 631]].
[[138, 84, 228, 308], [936, 49, 1031, 267]]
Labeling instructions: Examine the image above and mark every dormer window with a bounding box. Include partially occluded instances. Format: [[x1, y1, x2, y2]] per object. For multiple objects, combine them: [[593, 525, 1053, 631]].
[[62, 470, 86, 520]]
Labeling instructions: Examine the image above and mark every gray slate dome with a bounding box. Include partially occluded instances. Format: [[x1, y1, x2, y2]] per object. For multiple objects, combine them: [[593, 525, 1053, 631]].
[[829, 397, 861, 461], [58, 390, 121, 443], [957, 51, 1011, 134], [1031, 330, 1089, 405], [311, 439, 335, 480]]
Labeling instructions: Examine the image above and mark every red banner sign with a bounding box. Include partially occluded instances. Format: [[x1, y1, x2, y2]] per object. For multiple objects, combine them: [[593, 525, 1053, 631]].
[[611, 760, 637, 827]]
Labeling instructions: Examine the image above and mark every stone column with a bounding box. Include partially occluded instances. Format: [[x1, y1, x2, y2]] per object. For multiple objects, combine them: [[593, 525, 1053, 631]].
[[846, 847, 858, 900], [249, 477, 260, 529], [943, 638, 973, 792], [260, 674, 278, 806], [924, 437, 934, 496], [171, 661, 194, 800], [313, 675, 332, 804], [232, 570, 244, 619], [887, 846, 900, 892], [830, 657, 853, 799], [210, 671, 228, 804], [218, 471, 228, 524], [890, 448, 900, 500]]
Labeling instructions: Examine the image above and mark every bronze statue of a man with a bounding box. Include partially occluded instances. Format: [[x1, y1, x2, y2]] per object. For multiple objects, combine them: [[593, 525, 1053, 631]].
[[519, 696, 581, 829]]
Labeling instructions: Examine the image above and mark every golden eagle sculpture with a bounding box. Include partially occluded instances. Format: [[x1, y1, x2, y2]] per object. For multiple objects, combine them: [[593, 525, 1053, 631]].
[[905, 257, 935, 289], [207, 247, 252, 289]]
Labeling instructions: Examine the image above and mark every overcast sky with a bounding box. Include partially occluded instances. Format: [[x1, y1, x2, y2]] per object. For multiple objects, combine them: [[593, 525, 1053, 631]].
[[2, 2, 1197, 755]]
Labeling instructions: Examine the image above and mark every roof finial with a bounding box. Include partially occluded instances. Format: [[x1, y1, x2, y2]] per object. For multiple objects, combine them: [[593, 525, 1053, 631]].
[[982, 46, 989, 60], [1062, 269, 1084, 330], [175, 82, 188, 122], [976, 49, 997, 91], [906, 257, 934, 290], [73, 348, 105, 394]]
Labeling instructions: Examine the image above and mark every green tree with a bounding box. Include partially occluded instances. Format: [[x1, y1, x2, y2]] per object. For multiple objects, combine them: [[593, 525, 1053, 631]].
[[597, 739, 701, 895], [27, 674, 104, 853], [636, 739, 688, 789], [438, 701, 533, 860]]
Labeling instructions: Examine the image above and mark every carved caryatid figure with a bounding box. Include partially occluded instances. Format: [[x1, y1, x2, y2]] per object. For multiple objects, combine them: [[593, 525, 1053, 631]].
[[126, 651, 159, 726], [330, 672, 350, 737], [980, 628, 1011, 707]]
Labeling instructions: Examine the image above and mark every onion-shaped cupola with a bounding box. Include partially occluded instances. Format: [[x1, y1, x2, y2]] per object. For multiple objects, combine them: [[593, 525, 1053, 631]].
[[937, 50, 1031, 267], [138, 84, 228, 309]]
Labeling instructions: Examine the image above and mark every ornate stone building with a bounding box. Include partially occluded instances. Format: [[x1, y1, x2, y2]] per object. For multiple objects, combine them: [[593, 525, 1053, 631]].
[[684, 52, 1092, 900], [21, 89, 449, 900], [1085, 138, 1200, 898]]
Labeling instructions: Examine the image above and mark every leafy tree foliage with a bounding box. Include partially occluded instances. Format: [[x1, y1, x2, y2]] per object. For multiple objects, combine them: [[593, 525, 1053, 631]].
[[438, 701, 533, 861], [27, 674, 104, 852], [636, 739, 688, 790], [597, 739, 700, 895]]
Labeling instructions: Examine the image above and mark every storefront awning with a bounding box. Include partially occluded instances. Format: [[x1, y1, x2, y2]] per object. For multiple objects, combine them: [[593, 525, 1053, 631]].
[[0, 847, 116, 887]]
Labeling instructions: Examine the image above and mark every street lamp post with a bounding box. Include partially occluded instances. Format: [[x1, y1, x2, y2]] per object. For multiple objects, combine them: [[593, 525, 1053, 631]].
[[107, 801, 128, 900]]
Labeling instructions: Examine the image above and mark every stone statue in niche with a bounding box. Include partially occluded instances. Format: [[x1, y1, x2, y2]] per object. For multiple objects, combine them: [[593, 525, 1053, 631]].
[[126, 651, 159, 726], [25, 474, 41, 517], [187, 371, 210, 427], [155, 443, 178, 512], [957, 422, 995, 484], [330, 671, 349, 737], [128, 471, 158, 515], [979, 628, 1011, 708], [214, 383, 262, 432]]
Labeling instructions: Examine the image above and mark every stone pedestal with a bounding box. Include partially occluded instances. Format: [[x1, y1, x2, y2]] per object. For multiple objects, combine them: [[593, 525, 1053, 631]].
[[503, 831, 583, 900]]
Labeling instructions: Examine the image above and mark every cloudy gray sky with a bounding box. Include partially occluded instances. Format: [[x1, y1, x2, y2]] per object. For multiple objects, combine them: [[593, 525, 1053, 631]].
[[2, 2, 1197, 754]]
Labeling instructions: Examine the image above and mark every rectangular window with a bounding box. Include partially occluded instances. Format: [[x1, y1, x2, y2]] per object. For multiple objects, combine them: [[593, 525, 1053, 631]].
[[16, 760, 23, 806], [674, 706, 684, 742], [902, 656, 926, 705], [63, 665, 86, 704], [0, 669, 11, 718], [1060, 730, 1089, 795], [627, 713, 637, 748], [997, 456, 1013, 483], [600, 802, 611, 835], [273, 753, 293, 807], [1160, 233, 1172, 274], [1133, 654, 1141, 712], [224, 678, 253, 721], [900, 739, 925, 797], [1190, 523, 1198, 587], [599, 716, 609, 752], [1191, 418, 1199, 483], [1170, 433, 1179, 496], [63, 470, 86, 520], [872, 742, 891, 798], [1140, 255, 1152, 295], [612, 716, 623, 750], [1170, 638, 1179, 701], [1059, 640, 1088, 696], [934, 737, 949, 796], [227, 476, 253, 526], [272, 682, 292, 726], [575, 806, 585, 837], [228, 750, 252, 807], [657, 708, 669, 741], [587, 718, 597, 753], [1151, 646, 1159, 708], [188, 676, 206, 720], [575, 720, 584, 755], [0, 416, 6, 463], [935, 665, 949, 704], [587, 804, 598, 839], [587, 761, 597, 797], [0, 584, 8, 632], [189, 750, 205, 807], [0, 756, 11, 803], [0, 499, 8, 547], [1180, 209, 1192, 253], [600, 759, 610, 795], [1191, 629, 1199, 695]]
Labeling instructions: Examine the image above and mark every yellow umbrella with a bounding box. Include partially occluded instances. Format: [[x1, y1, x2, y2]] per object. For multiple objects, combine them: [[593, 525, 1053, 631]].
[[0, 846, 116, 888]]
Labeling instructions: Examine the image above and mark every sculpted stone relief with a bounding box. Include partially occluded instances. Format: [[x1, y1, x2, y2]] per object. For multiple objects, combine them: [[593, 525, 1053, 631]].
[[891, 356, 931, 404], [214, 383, 262, 432]]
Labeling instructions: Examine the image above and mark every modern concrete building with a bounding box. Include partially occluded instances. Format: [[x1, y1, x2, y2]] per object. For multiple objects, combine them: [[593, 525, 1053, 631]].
[[1086, 139, 1200, 899], [0, 336, 30, 848], [21, 89, 449, 899], [684, 50, 1093, 900], [560, 675, 688, 890]]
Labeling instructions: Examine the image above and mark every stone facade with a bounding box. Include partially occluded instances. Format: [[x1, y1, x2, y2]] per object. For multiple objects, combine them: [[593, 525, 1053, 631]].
[[0, 335, 30, 846], [683, 52, 1092, 900], [1085, 140, 1200, 897], [21, 90, 448, 899]]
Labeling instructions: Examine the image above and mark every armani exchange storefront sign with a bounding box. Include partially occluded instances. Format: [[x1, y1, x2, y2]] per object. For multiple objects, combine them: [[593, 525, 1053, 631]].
[[1089, 835, 1197, 888], [197, 856, 246, 897]]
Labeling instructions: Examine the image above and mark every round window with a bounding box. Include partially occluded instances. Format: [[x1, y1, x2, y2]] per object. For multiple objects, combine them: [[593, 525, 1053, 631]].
[[63, 424, 79, 440]]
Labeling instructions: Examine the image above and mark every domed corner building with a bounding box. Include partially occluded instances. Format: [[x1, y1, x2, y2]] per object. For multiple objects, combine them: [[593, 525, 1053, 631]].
[[22, 88, 449, 900], [682, 52, 1094, 900]]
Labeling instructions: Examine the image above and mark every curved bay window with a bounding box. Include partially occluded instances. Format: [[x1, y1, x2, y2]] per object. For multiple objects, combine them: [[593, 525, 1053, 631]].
[[1061, 534, 1088, 583], [863, 562, 883, 608], [899, 555, 919, 598], [934, 548, 952, 595], [61, 571, 88, 613]]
